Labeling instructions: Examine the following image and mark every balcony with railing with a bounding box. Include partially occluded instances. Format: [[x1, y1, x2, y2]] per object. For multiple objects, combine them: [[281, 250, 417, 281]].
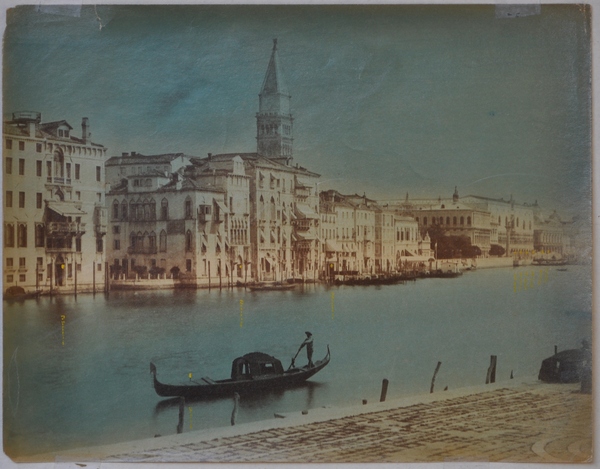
[[127, 245, 158, 255], [95, 224, 107, 235], [45, 246, 75, 253], [46, 222, 86, 236], [46, 177, 72, 185]]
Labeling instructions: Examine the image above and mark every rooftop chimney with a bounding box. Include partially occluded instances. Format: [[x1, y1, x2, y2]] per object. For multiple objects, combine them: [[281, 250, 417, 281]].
[[81, 117, 91, 143]]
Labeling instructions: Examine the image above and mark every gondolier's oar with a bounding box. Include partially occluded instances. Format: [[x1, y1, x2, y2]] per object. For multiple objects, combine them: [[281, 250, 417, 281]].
[[288, 346, 303, 370]]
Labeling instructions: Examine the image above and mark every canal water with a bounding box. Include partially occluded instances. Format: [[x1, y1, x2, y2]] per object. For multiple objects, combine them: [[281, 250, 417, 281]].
[[3, 266, 592, 458]]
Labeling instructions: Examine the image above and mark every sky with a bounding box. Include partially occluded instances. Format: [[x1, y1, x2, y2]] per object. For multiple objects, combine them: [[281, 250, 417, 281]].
[[3, 4, 592, 218]]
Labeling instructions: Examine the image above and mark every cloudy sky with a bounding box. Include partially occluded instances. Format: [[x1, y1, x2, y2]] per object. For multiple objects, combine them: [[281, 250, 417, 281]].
[[3, 4, 591, 216]]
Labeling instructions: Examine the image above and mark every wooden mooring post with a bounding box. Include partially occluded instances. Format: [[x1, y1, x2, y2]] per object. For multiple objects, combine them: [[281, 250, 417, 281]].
[[231, 392, 240, 426], [430, 361, 441, 393], [380, 378, 389, 402], [485, 355, 497, 384]]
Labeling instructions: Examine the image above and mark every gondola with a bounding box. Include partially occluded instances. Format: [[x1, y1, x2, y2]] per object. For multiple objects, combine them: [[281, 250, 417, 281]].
[[150, 346, 330, 398], [246, 282, 296, 291], [538, 348, 586, 383]]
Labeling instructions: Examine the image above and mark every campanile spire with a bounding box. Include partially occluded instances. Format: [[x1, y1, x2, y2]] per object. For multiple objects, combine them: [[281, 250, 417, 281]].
[[256, 39, 293, 164]]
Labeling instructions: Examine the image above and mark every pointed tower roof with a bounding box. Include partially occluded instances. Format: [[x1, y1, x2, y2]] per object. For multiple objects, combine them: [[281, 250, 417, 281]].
[[260, 39, 289, 96]]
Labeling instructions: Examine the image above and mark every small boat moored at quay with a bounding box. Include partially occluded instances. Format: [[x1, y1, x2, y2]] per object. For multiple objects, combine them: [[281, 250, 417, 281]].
[[150, 346, 331, 399], [538, 343, 591, 384], [246, 282, 297, 291]]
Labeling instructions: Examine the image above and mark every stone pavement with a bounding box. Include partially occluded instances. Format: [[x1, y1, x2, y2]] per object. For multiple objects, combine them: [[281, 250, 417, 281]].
[[50, 380, 592, 464]]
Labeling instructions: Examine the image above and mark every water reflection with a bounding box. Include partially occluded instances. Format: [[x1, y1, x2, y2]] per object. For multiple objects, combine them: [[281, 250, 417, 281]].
[[153, 380, 324, 416]]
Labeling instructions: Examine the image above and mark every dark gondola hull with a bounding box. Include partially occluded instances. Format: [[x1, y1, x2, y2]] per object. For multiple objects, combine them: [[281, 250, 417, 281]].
[[538, 349, 585, 383], [151, 347, 330, 399]]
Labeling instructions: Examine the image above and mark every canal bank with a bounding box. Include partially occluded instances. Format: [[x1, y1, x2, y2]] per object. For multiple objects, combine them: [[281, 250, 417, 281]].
[[31, 377, 591, 463]]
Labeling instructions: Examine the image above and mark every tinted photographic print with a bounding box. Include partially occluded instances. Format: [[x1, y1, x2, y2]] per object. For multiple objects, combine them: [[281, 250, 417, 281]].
[[2, 3, 593, 465]]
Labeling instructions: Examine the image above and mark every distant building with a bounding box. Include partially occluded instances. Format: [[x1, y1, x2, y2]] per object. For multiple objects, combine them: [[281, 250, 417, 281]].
[[392, 214, 430, 271], [460, 193, 535, 258], [319, 190, 431, 277], [533, 209, 571, 262], [3, 111, 108, 295]]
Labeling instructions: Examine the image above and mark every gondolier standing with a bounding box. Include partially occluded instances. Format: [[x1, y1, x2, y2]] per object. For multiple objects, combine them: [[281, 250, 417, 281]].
[[299, 331, 314, 368]]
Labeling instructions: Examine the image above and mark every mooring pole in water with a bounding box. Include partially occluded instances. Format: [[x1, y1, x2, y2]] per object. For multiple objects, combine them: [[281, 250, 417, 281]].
[[380, 378, 389, 402], [554, 345, 558, 355], [486, 355, 497, 384], [430, 361, 442, 393], [105, 261, 110, 295], [177, 397, 185, 434], [362, 399, 367, 405], [231, 392, 240, 426]]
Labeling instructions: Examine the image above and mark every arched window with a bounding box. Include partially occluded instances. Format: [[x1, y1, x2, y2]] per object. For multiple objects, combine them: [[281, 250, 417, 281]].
[[130, 232, 137, 249], [149, 198, 156, 220], [259, 195, 265, 219], [440, 217, 444, 225], [159, 230, 167, 252], [17, 223, 27, 247], [270, 197, 276, 220], [516, 218, 519, 228], [137, 231, 144, 248], [53, 149, 64, 178], [467, 216, 471, 226], [4, 223, 14, 247], [185, 230, 192, 251], [423, 217, 428, 226], [143, 199, 151, 220], [498, 216, 501, 224], [453, 217, 457, 226], [184, 197, 192, 219], [112, 200, 119, 220], [35, 224, 45, 247], [446, 217, 450, 225], [161, 198, 168, 220], [121, 201, 128, 220], [460, 216, 464, 225], [148, 231, 156, 251]]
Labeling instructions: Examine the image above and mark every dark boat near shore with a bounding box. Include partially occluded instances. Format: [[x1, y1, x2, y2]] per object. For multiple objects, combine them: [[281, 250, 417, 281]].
[[538, 348, 588, 383], [150, 346, 330, 398], [428, 270, 463, 278], [246, 282, 296, 291], [3, 286, 40, 301], [335, 274, 407, 286]]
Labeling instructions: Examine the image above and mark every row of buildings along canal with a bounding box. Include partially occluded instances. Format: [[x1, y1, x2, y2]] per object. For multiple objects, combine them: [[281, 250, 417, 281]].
[[3, 40, 582, 296]]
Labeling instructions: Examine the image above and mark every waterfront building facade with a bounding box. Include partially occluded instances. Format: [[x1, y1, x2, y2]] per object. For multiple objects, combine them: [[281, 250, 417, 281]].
[[320, 190, 433, 277], [106, 168, 229, 287], [533, 209, 568, 258], [3, 112, 108, 295], [104, 39, 321, 285], [460, 194, 535, 258], [393, 214, 430, 271], [105, 152, 191, 186]]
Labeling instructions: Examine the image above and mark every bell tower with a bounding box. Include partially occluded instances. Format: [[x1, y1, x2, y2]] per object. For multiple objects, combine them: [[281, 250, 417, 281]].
[[257, 39, 293, 165]]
